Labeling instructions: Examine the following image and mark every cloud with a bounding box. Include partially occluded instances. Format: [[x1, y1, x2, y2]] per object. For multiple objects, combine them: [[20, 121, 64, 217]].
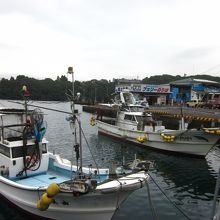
[[0, 43, 19, 50], [0, 0, 220, 80], [175, 46, 216, 60]]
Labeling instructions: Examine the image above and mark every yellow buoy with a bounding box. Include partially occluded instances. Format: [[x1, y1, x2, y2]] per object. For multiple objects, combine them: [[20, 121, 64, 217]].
[[46, 183, 60, 197], [216, 130, 220, 135], [37, 199, 49, 211], [41, 193, 54, 206], [137, 136, 144, 143], [161, 133, 175, 142]]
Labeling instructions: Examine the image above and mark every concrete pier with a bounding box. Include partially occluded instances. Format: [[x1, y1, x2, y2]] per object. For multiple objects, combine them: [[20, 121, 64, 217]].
[[83, 105, 220, 125]]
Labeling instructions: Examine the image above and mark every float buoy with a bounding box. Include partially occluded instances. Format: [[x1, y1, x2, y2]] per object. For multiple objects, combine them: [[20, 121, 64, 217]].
[[37, 183, 60, 211], [90, 116, 96, 126], [161, 133, 176, 142], [46, 183, 60, 197]]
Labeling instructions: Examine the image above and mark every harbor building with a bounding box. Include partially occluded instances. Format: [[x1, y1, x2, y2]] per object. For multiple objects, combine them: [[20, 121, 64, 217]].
[[114, 79, 170, 105], [170, 78, 220, 104]]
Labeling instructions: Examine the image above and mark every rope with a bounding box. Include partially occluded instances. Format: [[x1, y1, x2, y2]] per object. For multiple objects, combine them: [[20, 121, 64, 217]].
[[37, 186, 43, 200], [75, 117, 100, 176], [145, 179, 159, 220], [115, 179, 123, 210], [148, 172, 192, 220]]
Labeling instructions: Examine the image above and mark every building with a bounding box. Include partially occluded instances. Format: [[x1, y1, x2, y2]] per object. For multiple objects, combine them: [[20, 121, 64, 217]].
[[170, 78, 220, 103], [115, 79, 170, 105]]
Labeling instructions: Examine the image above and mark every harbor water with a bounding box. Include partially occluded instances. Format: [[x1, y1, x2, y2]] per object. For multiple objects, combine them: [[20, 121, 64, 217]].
[[0, 100, 220, 220]]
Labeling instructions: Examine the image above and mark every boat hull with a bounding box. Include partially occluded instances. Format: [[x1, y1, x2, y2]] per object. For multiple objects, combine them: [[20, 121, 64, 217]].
[[97, 121, 220, 157], [0, 170, 148, 220]]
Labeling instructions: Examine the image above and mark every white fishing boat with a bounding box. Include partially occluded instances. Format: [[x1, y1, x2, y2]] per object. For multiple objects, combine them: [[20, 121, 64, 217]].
[[96, 92, 220, 157], [0, 68, 150, 220]]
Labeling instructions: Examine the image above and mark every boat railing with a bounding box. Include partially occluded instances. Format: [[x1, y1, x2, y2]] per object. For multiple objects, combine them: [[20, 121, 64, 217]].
[[0, 124, 25, 141]]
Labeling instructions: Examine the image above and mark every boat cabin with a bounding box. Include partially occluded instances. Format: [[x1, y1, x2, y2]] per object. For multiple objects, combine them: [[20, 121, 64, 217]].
[[0, 109, 49, 180], [116, 111, 165, 132]]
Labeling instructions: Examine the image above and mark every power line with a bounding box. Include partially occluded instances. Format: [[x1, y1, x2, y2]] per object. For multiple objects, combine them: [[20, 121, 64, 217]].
[[199, 64, 220, 75]]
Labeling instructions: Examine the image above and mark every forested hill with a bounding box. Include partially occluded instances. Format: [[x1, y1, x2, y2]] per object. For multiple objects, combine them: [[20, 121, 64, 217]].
[[0, 75, 115, 103], [142, 74, 220, 84], [0, 74, 220, 102]]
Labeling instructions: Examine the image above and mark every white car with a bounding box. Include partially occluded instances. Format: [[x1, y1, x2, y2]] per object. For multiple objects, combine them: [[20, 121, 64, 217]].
[[186, 100, 203, 107]]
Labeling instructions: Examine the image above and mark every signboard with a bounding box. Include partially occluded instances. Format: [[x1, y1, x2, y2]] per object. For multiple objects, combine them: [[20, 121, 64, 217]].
[[141, 85, 170, 93], [192, 84, 204, 91], [115, 84, 170, 93]]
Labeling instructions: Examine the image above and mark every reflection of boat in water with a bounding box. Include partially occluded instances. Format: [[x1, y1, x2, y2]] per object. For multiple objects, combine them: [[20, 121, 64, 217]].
[[97, 92, 220, 158], [0, 70, 149, 220]]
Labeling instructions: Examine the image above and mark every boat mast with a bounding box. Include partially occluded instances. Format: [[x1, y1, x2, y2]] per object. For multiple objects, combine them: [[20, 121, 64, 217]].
[[22, 85, 29, 121], [67, 67, 83, 177]]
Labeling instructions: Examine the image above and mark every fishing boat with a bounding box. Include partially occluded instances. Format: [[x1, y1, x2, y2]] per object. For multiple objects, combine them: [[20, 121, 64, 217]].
[[96, 92, 220, 157], [0, 68, 150, 220]]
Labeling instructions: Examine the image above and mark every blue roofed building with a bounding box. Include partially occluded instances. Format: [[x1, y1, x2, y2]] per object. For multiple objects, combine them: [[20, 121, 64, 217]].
[[170, 78, 220, 104]]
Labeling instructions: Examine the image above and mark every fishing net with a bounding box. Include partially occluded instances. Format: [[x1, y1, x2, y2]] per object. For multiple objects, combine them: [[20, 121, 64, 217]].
[[32, 108, 44, 125]]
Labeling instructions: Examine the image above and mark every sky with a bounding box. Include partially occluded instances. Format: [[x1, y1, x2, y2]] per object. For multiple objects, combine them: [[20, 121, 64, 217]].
[[0, 0, 220, 81]]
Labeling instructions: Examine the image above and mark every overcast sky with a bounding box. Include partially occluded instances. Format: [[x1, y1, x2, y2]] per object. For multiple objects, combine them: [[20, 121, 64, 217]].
[[0, 0, 220, 81]]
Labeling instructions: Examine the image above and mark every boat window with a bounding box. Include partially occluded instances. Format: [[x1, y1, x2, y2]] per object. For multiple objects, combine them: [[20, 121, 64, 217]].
[[136, 115, 155, 126], [213, 94, 220, 99], [124, 115, 136, 121], [123, 92, 136, 105], [0, 144, 10, 158], [136, 116, 143, 123], [42, 144, 47, 153], [12, 144, 47, 158]]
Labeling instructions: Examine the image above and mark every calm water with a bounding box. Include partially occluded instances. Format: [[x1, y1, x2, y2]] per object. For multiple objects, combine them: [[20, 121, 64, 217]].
[[0, 100, 220, 220]]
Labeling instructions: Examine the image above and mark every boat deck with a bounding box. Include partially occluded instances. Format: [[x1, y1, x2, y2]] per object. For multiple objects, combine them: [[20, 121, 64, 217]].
[[14, 171, 70, 187]]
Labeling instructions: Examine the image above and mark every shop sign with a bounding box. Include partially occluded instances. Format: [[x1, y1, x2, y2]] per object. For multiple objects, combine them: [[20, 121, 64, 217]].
[[115, 84, 170, 93], [141, 85, 170, 93]]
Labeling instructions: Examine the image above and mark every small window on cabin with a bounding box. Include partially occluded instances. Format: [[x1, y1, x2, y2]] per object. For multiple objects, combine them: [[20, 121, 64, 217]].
[[124, 115, 132, 120], [0, 144, 10, 158], [12, 144, 47, 158], [208, 94, 213, 100], [42, 144, 47, 153], [12, 147, 23, 158], [124, 115, 136, 121], [214, 94, 220, 99]]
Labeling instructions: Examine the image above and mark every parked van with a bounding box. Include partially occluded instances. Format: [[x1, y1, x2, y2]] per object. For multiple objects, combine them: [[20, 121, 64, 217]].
[[186, 99, 204, 107], [199, 93, 220, 109]]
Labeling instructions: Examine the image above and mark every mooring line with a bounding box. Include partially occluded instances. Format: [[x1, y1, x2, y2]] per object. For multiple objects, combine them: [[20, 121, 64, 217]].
[[148, 172, 192, 220]]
